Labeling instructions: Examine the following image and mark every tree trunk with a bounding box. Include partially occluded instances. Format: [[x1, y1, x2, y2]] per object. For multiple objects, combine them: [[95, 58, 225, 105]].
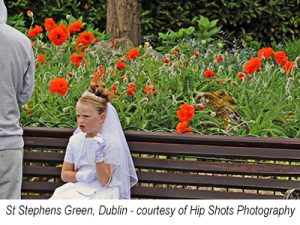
[[106, 0, 141, 47]]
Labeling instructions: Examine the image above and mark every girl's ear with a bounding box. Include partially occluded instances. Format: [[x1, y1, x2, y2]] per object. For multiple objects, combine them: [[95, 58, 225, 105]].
[[99, 113, 106, 123]]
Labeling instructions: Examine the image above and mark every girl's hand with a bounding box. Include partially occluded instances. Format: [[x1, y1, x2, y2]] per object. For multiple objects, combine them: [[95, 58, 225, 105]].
[[76, 170, 96, 183], [92, 135, 105, 162]]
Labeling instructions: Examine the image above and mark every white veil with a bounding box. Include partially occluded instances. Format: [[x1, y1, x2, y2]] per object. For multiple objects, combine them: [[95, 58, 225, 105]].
[[75, 102, 138, 199]]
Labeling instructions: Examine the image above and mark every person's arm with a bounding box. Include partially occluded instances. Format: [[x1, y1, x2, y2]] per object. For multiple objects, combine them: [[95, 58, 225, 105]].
[[95, 162, 112, 187], [62, 161, 97, 183], [61, 162, 76, 182], [18, 45, 35, 105]]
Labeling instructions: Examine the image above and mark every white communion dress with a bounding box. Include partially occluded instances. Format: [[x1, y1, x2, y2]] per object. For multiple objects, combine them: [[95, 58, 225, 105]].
[[50, 103, 138, 199]]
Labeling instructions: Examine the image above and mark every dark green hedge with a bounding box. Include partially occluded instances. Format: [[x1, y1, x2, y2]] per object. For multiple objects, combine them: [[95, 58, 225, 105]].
[[6, 0, 300, 44], [141, 0, 300, 45], [6, 0, 106, 31]]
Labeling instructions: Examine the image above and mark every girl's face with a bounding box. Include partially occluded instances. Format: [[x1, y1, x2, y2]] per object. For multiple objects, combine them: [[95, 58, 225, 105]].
[[76, 101, 105, 138]]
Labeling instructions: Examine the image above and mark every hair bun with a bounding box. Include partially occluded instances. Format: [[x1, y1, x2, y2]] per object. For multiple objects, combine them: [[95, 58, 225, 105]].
[[88, 82, 110, 102]]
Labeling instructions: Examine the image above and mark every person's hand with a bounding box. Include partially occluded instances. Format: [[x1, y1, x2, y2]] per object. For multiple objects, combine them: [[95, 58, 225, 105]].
[[92, 135, 105, 162], [76, 170, 96, 183]]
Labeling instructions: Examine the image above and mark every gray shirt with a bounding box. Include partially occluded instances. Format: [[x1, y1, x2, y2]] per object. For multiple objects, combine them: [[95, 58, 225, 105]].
[[0, 0, 35, 149]]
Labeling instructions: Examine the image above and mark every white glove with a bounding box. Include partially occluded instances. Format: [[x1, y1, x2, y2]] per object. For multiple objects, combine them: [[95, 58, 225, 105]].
[[76, 171, 96, 183], [93, 135, 105, 162]]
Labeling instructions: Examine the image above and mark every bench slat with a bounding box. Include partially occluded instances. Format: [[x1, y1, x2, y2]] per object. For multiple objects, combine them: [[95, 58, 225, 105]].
[[21, 186, 282, 199], [22, 181, 64, 192], [24, 137, 300, 161], [23, 127, 300, 149], [22, 195, 50, 199], [24, 127, 73, 138], [133, 158, 300, 176], [21, 183, 283, 199], [24, 136, 68, 149], [23, 165, 298, 191], [125, 131, 300, 149], [129, 142, 300, 160], [131, 186, 282, 199], [24, 152, 300, 177], [137, 171, 300, 191], [23, 166, 61, 177], [24, 151, 64, 163]]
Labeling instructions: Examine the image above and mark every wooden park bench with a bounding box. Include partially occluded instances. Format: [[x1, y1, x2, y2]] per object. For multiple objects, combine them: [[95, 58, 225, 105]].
[[22, 127, 300, 199]]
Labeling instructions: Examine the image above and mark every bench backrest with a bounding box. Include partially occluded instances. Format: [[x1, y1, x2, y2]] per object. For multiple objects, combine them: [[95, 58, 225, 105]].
[[22, 127, 300, 199]]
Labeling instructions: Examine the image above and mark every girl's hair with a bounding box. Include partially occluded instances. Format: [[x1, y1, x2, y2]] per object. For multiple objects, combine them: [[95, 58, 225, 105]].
[[78, 82, 110, 114]]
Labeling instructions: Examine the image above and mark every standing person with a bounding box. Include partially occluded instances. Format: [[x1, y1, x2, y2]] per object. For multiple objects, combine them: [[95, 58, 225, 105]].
[[0, 0, 35, 199], [51, 82, 138, 199]]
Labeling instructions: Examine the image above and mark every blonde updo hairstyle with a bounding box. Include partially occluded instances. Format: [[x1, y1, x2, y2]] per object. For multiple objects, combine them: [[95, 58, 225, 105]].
[[78, 82, 110, 115]]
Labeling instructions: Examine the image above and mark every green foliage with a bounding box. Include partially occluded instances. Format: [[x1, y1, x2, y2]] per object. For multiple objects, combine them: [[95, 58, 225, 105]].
[[283, 37, 300, 59], [158, 27, 195, 51], [192, 16, 221, 43], [235, 71, 299, 137], [6, 0, 300, 46], [157, 16, 222, 52], [141, 0, 300, 46], [18, 12, 300, 137], [6, 2, 300, 137], [6, 12, 26, 33], [6, 0, 106, 30]]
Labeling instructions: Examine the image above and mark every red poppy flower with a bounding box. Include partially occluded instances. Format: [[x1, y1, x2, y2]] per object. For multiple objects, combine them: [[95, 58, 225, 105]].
[[116, 61, 126, 70], [71, 52, 85, 67], [176, 103, 195, 122], [236, 72, 247, 81], [68, 21, 84, 34], [28, 25, 43, 39], [111, 85, 118, 91], [194, 50, 199, 57], [243, 57, 262, 75], [143, 84, 155, 96], [57, 24, 70, 39], [127, 83, 136, 96], [91, 66, 105, 83], [258, 47, 274, 59], [126, 48, 140, 60], [49, 78, 68, 96], [215, 56, 224, 63], [204, 70, 215, 79], [176, 121, 193, 134], [274, 51, 288, 65], [48, 27, 68, 46], [75, 31, 95, 47], [37, 54, 45, 63], [44, 18, 57, 32], [164, 58, 170, 63], [284, 61, 296, 74]]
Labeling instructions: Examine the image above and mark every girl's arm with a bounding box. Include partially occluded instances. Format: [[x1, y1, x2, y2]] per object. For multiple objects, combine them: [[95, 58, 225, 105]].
[[95, 162, 112, 187], [61, 162, 76, 182]]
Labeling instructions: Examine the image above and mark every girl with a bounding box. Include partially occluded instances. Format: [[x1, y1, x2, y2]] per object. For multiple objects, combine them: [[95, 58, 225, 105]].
[[51, 82, 138, 199]]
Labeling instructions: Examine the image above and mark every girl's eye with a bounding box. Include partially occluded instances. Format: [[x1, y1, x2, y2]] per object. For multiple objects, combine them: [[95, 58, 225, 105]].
[[76, 115, 90, 118]]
